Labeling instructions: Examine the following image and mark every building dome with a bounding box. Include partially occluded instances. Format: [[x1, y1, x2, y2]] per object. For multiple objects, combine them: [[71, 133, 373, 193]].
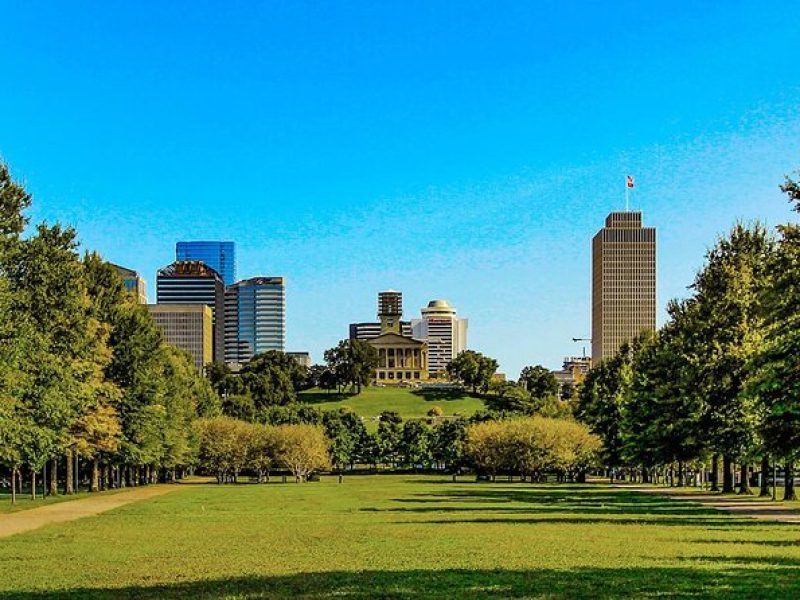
[[427, 299, 451, 308]]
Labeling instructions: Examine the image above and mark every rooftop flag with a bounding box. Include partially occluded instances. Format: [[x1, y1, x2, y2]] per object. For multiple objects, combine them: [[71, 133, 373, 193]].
[[626, 175, 635, 189]]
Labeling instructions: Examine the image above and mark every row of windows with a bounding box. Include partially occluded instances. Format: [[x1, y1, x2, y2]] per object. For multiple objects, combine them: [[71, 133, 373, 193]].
[[377, 371, 422, 380]]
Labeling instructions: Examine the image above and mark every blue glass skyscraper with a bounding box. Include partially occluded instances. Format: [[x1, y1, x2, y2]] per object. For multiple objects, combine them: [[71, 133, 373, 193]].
[[224, 277, 286, 364], [176, 241, 236, 286]]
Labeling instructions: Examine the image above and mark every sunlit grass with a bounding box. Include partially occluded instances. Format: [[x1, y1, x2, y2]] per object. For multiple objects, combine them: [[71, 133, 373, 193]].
[[299, 386, 486, 426], [1, 474, 800, 598]]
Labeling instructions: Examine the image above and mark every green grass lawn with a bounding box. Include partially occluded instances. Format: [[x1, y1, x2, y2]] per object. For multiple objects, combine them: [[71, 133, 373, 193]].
[[299, 386, 486, 425], [2, 475, 800, 599]]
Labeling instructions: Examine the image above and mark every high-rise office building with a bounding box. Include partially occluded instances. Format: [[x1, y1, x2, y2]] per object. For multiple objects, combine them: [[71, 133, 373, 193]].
[[224, 277, 286, 364], [156, 261, 226, 362], [112, 263, 147, 304], [147, 304, 213, 371], [591, 211, 656, 364], [176, 241, 236, 286], [411, 300, 468, 376]]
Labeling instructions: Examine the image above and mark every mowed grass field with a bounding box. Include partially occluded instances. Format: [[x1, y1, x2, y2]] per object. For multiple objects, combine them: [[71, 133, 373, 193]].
[[299, 386, 486, 424], [2, 475, 800, 599]]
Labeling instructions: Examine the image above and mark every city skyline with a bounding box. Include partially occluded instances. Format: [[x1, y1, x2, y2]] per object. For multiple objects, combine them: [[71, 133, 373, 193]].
[[2, 3, 798, 376]]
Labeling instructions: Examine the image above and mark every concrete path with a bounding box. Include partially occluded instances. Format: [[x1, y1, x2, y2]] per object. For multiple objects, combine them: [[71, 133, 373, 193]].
[[631, 486, 800, 524], [0, 485, 178, 539]]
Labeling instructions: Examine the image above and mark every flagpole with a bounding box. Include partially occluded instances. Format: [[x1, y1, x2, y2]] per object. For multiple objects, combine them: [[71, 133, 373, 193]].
[[625, 182, 629, 212]]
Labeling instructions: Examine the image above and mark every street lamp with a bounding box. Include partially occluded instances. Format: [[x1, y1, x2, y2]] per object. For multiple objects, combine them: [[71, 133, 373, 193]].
[[572, 337, 592, 359]]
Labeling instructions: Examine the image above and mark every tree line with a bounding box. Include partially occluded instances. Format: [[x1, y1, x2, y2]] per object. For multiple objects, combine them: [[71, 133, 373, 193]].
[[577, 173, 800, 500], [192, 398, 600, 483], [0, 163, 219, 502]]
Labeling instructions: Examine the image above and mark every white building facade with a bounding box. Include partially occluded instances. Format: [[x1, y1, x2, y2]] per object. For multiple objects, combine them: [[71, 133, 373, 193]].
[[411, 300, 468, 377]]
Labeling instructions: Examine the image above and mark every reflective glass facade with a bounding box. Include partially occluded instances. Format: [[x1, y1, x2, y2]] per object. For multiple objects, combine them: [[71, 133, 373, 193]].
[[176, 241, 236, 286], [224, 277, 286, 364]]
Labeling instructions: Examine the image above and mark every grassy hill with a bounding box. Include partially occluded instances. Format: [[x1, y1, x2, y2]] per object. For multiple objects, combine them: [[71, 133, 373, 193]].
[[298, 386, 485, 425]]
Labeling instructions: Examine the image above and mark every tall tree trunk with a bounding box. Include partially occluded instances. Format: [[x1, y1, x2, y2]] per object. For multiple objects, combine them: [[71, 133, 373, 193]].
[[739, 462, 751, 495], [64, 450, 74, 495], [31, 470, 36, 501], [711, 455, 719, 491], [722, 455, 734, 493], [784, 462, 797, 501], [49, 458, 59, 496], [91, 459, 100, 493], [10, 469, 16, 504], [677, 462, 685, 487], [759, 456, 770, 497]]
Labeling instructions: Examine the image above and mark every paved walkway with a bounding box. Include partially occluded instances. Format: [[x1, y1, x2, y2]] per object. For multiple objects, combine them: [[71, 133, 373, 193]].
[[0, 485, 178, 539], [631, 486, 800, 523]]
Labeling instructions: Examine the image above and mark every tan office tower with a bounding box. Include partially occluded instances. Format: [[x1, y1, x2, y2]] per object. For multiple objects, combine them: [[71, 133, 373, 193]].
[[147, 304, 213, 371], [591, 211, 656, 364]]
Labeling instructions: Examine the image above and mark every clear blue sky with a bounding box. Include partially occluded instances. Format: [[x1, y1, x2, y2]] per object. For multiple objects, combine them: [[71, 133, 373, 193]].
[[2, 2, 799, 376]]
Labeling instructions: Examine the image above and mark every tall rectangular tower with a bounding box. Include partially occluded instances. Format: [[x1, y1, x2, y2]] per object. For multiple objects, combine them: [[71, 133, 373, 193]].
[[410, 300, 468, 376], [156, 261, 226, 363], [591, 211, 656, 364], [224, 277, 286, 364], [147, 304, 213, 371], [378, 290, 403, 334], [176, 241, 237, 286]]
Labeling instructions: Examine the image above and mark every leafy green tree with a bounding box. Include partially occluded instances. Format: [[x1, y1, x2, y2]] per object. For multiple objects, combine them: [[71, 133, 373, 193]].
[[6, 223, 95, 495], [486, 383, 533, 413], [377, 416, 402, 467], [519, 365, 559, 399], [248, 423, 280, 482], [399, 421, 431, 470], [274, 424, 331, 482], [240, 351, 299, 407], [576, 342, 636, 479], [623, 303, 705, 484], [222, 394, 257, 421], [324, 339, 379, 393], [431, 418, 467, 476], [446, 350, 498, 393], [107, 301, 169, 485], [691, 223, 773, 493], [206, 361, 234, 397], [749, 174, 800, 500], [322, 409, 359, 473]]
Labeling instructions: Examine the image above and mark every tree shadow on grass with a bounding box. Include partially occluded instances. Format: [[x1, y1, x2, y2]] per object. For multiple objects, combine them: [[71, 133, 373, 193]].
[[416, 516, 779, 528], [693, 539, 800, 547], [3, 566, 800, 599], [385, 487, 728, 517], [411, 389, 477, 402], [297, 391, 355, 404], [362, 486, 800, 528]]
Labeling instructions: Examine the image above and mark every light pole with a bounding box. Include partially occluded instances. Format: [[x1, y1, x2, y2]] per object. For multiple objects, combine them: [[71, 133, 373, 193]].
[[572, 337, 592, 360]]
